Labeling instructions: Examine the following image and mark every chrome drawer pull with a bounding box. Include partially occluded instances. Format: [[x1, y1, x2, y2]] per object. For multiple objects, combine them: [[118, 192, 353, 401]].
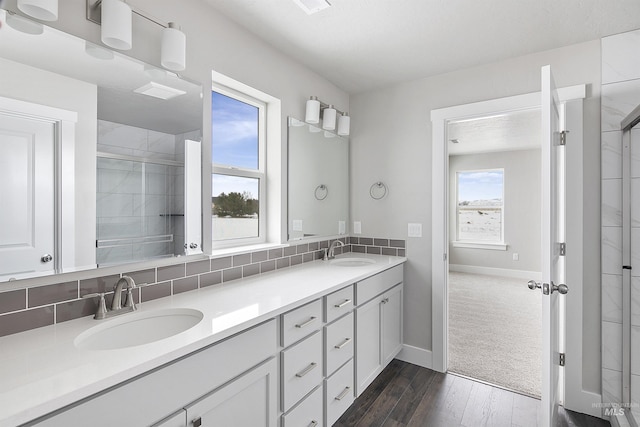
[[334, 338, 352, 349], [295, 362, 318, 378], [295, 316, 317, 329], [335, 386, 351, 401], [334, 299, 352, 308], [308, 421, 318, 427]]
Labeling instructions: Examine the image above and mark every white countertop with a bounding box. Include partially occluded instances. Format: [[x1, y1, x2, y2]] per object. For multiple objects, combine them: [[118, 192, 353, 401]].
[[0, 253, 405, 427]]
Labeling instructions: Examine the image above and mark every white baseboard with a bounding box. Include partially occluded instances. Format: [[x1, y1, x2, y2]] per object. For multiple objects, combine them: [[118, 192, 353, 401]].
[[449, 264, 542, 280], [397, 344, 432, 369]]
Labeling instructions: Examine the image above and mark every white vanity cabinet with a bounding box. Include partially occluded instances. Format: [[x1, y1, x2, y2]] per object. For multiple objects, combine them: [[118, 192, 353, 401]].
[[34, 320, 278, 427], [184, 357, 278, 427], [355, 265, 404, 396]]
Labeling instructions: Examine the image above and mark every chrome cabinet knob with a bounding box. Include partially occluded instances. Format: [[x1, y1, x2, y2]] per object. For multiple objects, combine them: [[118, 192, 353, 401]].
[[41, 254, 53, 263], [189, 242, 198, 249]]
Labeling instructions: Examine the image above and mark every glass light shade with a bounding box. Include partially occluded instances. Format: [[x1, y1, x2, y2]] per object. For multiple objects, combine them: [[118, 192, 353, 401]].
[[322, 105, 337, 131], [337, 113, 350, 136], [101, 0, 132, 50], [17, 0, 58, 21], [305, 97, 320, 124], [161, 23, 186, 71]]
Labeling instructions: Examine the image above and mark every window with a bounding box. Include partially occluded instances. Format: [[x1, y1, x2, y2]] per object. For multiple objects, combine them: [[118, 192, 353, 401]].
[[211, 89, 266, 246], [456, 169, 504, 243]]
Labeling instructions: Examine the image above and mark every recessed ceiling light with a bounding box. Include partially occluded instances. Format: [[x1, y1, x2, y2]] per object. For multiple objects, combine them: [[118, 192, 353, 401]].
[[133, 82, 186, 100], [292, 0, 331, 15]]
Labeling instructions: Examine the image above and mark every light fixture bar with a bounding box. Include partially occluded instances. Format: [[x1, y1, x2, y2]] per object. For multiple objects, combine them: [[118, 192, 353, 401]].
[[313, 97, 346, 117], [87, 0, 169, 29]]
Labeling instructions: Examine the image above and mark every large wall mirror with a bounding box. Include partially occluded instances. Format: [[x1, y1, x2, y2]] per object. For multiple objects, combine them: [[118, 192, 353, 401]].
[[0, 9, 203, 282], [288, 117, 349, 241]]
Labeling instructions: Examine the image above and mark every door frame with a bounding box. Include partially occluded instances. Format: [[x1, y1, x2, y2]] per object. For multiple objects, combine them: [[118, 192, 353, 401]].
[[430, 85, 600, 417], [0, 95, 77, 278]]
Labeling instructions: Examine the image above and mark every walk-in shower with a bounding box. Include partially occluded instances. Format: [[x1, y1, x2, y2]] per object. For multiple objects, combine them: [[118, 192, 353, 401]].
[[618, 104, 640, 426]]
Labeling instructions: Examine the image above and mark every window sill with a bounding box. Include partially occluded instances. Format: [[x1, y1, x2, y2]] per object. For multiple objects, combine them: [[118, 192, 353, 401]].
[[451, 241, 508, 251], [210, 242, 288, 258]]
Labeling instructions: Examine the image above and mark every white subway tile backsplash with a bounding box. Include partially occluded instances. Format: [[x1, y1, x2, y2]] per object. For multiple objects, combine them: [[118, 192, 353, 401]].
[[602, 179, 622, 227], [602, 80, 640, 132], [602, 29, 640, 85], [602, 227, 623, 275], [602, 274, 623, 324], [602, 131, 622, 179], [603, 321, 623, 371]]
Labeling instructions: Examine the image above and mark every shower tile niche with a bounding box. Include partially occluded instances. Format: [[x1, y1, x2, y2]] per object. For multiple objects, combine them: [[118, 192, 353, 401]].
[[96, 120, 195, 266]]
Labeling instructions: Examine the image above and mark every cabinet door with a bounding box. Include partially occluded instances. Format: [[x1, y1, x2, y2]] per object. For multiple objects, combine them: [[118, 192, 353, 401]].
[[355, 296, 381, 396], [186, 357, 278, 427], [382, 284, 403, 365]]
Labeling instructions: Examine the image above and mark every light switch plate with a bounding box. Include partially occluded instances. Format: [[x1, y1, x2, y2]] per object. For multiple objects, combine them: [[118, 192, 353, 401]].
[[512, 253, 519, 261], [293, 220, 303, 231], [353, 221, 362, 234], [338, 221, 346, 234], [408, 223, 422, 238]]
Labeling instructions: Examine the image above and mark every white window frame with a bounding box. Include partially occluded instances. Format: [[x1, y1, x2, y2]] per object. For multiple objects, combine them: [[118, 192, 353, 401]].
[[453, 168, 505, 248], [211, 84, 266, 248]]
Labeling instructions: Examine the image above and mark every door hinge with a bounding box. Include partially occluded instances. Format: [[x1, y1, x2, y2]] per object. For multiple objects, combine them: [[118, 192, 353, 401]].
[[559, 353, 565, 367], [559, 130, 569, 146], [559, 242, 566, 256]]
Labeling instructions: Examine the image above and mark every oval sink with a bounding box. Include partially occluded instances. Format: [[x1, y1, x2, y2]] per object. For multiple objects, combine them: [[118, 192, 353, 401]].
[[330, 257, 377, 267], [75, 308, 204, 351]]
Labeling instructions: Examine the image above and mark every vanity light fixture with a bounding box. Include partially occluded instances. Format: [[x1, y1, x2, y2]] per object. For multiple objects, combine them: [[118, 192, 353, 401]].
[[100, 0, 132, 50], [87, 0, 187, 70], [17, 0, 58, 21], [304, 96, 350, 136]]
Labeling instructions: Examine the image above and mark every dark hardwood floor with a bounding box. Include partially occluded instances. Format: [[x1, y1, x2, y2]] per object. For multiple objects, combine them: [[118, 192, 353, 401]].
[[334, 360, 610, 427]]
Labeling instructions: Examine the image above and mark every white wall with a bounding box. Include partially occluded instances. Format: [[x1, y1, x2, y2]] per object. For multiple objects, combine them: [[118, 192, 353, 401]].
[[350, 39, 602, 393], [0, 57, 97, 269], [449, 149, 541, 273]]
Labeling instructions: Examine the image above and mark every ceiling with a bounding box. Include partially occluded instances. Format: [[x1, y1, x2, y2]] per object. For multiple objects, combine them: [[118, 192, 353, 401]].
[[204, 0, 640, 94], [448, 109, 541, 156]]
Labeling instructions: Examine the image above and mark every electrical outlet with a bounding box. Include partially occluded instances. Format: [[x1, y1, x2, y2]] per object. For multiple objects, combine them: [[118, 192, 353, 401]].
[[408, 223, 422, 238], [293, 220, 303, 231], [338, 221, 346, 234], [353, 221, 362, 234], [512, 253, 519, 261]]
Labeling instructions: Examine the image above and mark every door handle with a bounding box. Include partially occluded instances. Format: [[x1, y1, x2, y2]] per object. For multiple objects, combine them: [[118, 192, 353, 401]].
[[41, 254, 53, 263], [551, 282, 569, 294], [527, 280, 541, 291]]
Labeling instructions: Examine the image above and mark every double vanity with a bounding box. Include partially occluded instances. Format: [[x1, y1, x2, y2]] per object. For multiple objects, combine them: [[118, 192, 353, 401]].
[[0, 253, 405, 427]]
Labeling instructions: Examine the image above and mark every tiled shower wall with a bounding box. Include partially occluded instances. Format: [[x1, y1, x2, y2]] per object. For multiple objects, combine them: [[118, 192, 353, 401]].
[[0, 237, 405, 338], [600, 29, 640, 419], [96, 120, 198, 265]]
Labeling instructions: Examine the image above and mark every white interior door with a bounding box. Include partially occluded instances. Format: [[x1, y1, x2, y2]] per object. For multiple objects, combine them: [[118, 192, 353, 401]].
[[0, 112, 55, 277], [540, 64, 564, 427]]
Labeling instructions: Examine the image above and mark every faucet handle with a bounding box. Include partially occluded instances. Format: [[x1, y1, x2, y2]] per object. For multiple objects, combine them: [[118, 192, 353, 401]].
[[82, 292, 108, 320], [124, 287, 136, 310]]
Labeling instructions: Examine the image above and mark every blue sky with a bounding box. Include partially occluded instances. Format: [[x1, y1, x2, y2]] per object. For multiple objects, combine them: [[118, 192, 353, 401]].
[[457, 170, 503, 202], [211, 91, 258, 169], [211, 91, 259, 196]]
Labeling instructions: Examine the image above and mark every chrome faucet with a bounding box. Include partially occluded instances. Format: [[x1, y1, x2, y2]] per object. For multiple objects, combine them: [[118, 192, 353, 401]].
[[83, 275, 137, 320], [112, 275, 136, 311], [325, 240, 345, 260]]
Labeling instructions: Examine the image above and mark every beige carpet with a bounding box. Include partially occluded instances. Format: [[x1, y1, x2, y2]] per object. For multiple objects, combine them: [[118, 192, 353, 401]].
[[448, 271, 542, 397]]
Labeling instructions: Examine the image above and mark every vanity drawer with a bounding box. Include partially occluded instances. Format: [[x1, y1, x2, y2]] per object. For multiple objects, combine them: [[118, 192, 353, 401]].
[[325, 312, 354, 376], [325, 359, 354, 426], [281, 298, 323, 347], [282, 330, 324, 412], [356, 265, 403, 305], [282, 384, 324, 427], [325, 285, 354, 323]]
